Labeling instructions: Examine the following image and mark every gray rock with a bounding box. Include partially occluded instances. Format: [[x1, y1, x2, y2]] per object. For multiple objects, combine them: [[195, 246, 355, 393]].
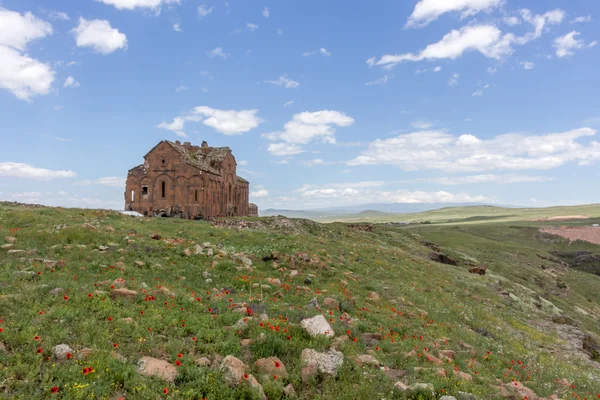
[[220, 355, 247, 386], [301, 315, 334, 337], [440, 397, 457, 400], [300, 348, 344, 376], [456, 392, 479, 400], [52, 344, 73, 360], [50, 287, 65, 296], [409, 383, 435, 396]]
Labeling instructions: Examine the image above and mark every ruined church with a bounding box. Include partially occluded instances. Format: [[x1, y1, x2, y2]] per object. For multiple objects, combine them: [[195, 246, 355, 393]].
[[125, 140, 257, 219]]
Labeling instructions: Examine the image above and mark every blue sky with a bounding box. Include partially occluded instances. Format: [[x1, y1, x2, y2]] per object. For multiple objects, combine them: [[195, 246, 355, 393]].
[[1, 0, 599, 211]]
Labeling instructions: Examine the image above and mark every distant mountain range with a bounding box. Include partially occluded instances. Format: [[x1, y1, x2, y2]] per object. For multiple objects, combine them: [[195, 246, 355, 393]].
[[260, 203, 519, 219]]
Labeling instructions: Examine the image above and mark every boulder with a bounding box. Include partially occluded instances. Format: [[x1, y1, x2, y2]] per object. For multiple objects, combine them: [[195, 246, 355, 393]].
[[504, 381, 539, 400], [368, 292, 381, 302], [283, 383, 297, 398], [331, 335, 349, 350], [195, 357, 211, 367], [52, 344, 73, 361], [254, 356, 288, 379], [301, 315, 334, 337], [137, 357, 177, 382], [111, 278, 127, 288], [49, 288, 65, 296], [355, 354, 380, 367], [322, 297, 340, 310], [220, 355, 247, 386], [300, 348, 343, 378], [244, 374, 266, 400]]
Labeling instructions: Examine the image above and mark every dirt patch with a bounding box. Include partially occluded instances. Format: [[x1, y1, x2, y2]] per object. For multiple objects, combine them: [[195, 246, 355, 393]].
[[428, 252, 458, 266], [534, 320, 600, 368], [347, 224, 373, 232], [531, 215, 590, 222], [539, 226, 600, 245]]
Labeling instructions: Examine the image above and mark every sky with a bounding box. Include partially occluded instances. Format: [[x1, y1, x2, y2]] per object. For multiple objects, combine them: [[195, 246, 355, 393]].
[[1, 0, 600, 211]]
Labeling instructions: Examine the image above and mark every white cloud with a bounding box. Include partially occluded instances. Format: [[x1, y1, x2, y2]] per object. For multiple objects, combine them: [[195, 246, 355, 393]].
[[197, 4, 213, 16], [433, 66, 442, 72], [431, 174, 554, 185], [406, 0, 503, 28], [0, 190, 122, 209], [265, 75, 300, 88], [411, 120, 433, 129], [472, 83, 490, 96], [284, 100, 294, 107], [263, 7, 270, 18], [267, 143, 304, 156], [208, 47, 229, 59], [487, 67, 497, 74], [374, 11, 564, 69], [44, 135, 71, 142], [48, 11, 70, 21], [190, 106, 263, 135], [238, 160, 248, 166], [0, 8, 53, 51], [349, 127, 600, 172], [0, 162, 76, 179], [263, 110, 354, 151], [303, 48, 331, 57], [157, 117, 187, 137], [448, 73, 459, 87], [78, 176, 125, 187], [250, 189, 269, 198], [175, 85, 189, 92], [571, 16, 592, 24], [554, 31, 594, 58], [520, 61, 534, 70], [71, 17, 127, 54], [0, 45, 55, 101], [98, 0, 180, 11], [247, 23, 258, 31], [503, 16, 520, 26], [365, 75, 390, 86], [172, 23, 182, 32], [64, 76, 80, 88]]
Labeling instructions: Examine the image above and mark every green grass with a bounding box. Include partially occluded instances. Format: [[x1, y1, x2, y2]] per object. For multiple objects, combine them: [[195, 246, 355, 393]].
[[0, 203, 599, 399]]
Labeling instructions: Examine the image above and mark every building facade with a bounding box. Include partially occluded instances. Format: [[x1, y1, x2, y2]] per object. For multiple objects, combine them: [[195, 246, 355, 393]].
[[125, 140, 254, 219]]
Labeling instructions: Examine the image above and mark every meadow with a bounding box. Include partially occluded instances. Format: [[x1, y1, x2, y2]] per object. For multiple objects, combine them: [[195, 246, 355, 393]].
[[0, 202, 599, 399]]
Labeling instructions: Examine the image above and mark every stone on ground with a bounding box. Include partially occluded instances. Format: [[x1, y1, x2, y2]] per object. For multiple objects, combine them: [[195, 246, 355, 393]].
[[322, 297, 340, 310], [110, 288, 137, 299], [300, 314, 335, 337], [136, 357, 177, 382], [52, 344, 73, 360], [220, 355, 247, 386], [355, 354, 380, 367], [254, 356, 288, 379], [300, 348, 344, 379]]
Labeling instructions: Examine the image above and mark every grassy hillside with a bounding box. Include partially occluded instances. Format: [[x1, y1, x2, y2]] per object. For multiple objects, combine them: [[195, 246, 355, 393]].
[[318, 204, 600, 224], [0, 203, 599, 399]]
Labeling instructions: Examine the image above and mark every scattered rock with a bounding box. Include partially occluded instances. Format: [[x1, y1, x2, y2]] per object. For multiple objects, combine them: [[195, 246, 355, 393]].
[[110, 288, 138, 299], [440, 397, 458, 400], [300, 348, 344, 379], [368, 292, 381, 302], [290, 270, 299, 277], [1, 244, 14, 250], [254, 356, 288, 379], [306, 298, 319, 309], [151, 233, 161, 240], [195, 357, 211, 367], [240, 339, 252, 347], [429, 252, 458, 265], [300, 315, 335, 337], [267, 278, 281, 285], [361, 332, 382, 346], [98, 245, 109, 252], [393, 381, 410, 391], [304, 277, 313, 285], [322, 297, 340, 310], [384, 368, 407, 380], [283, 383, 297, 398], [52, 344, 73, 361], [220, 355, 247, 386], [504, 381, 538, 400], [77, 348, 94, 359], [232, 317, 253, 330], [137, 357, 177, 382], [456, 392, 479, 400], [409, 383, 435, 396], [49, 287, 65, 296], [331, 335, 349, 350], [13, 271, 37, 280], [7, 249, 25, 254], [355, 354, 380, 367], [452, 370, 473, 381], [469, 266, 487, 275], [244, 374, 266, 400], [0, 342, 6, 353], [4, 236, 16, 243], [112, 352, 127, 363], [111, 278, 127, 288], [184, 248, 192, 257]]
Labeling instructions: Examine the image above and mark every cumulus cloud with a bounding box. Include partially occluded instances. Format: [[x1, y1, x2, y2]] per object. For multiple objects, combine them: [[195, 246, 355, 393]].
[[349, 128, 600, 172], [197, 4, 213, 16], [406, 0, 503, 28], [411, 120, 433, 130], [365, 75, 390, 86], [0, 8, 55, 101], [247, 23, 258, 31], [71, 17, 127, 54], [472, 83, 490, 96], [284, 100, 294, 107], [266, 143, 304, 156], [0, 162, 76, 179], [431, 174, 554, 185], [250, 189, 269, 198], [77, 176, 125, 187], [0, 190, 122, 209], [208, 47, 229, 59], [263, 110, 355, 147], [374, 10, 564, 69], [265, 75, 300, 88], [64, 76, 80, 88], [48, 11, 70, 21], [554, 31, 596, 58], [448, 73, 460, 87], [520, 61, 535, 70], [158, 106, 264, 137], [263, 7, 270, 18], [303, 48, 331, 57], [172, 23, 182, 32], [571, 16, 592, 24], [98, 0, 180, 11]]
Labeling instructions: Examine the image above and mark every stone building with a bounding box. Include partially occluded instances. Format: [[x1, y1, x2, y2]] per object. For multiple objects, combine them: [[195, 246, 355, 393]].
[[125, 140, 255, 219]]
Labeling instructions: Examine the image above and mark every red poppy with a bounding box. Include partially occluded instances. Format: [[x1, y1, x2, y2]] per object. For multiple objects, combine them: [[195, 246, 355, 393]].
[[113, 343, 118, 348], [163, 388, 169, 394], [66, 352, 73, 359], [37, 348, 43, 354], [88, 366, 94, 372], [82, 368, 90, 375], [107, 317, 113, 322], [176, 360, 182, 366], [39, 311, 44, 315], [287, 335, 292, 340], [273, 375, 278, 380], [274, 361, 281, 368], [0, 328, 3, 333], [243, 374, 249, 380], [192, 337, 197, 341], [88, 293, 93, 298], [34, 335, 40, 341], [353, 337, 357, 343], [140, 310, 145, 315], [50, 387, 59, 394], [63, 295, 68, 300]]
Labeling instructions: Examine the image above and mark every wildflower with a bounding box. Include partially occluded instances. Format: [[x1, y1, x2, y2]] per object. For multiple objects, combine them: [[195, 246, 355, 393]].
[[176, 360, 182, 366], [63, 295, 69, 300], [353, 337, 357, 343], [50, 387, 59, 394], [192, 337, 197, 341], [113, 343, 118, 348], [107, 317, 113, 322], [243, 374, 249, 380], [37, 348, 43, 354], [0, 328, 4, 333], [275, 361, 281, 368], [163, 388, 169, 394], [88, 293, 93, 298], [287, 335, 292, 340], [83, 368, 90, 375], [34, 335, 41, 341], [66, 352, 73, 359], [140, 310, 145, 315], [273, 375, 278, 380], [177, 353, 183, 358], [39, 311, 44, 315]]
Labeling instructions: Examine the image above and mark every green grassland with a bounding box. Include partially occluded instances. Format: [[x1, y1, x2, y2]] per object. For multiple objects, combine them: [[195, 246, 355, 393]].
[[0, 203, 599, 399], [317, 204, 600, 224]]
